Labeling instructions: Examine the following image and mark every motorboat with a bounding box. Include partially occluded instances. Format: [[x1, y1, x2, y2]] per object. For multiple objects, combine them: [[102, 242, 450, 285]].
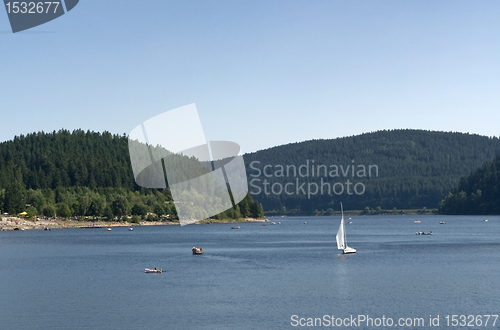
[[145, 268, 162, 273], [231, 226, 240, 229], [192, 247, 203, 255], [416, 231, 433, 235]]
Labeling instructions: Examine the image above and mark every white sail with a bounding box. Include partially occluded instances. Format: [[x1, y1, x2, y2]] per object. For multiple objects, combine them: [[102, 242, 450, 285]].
[[336, 202, 356, 254], [336, 210, 345, 250]]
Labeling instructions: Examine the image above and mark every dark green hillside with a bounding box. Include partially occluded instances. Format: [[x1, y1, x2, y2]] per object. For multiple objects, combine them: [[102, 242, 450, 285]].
[[0, 129, 263, 219], [439, 154, 500, 215], [2, 129, 499, 217], [0, 129, 134, 190], [244, 130, 500, 213]]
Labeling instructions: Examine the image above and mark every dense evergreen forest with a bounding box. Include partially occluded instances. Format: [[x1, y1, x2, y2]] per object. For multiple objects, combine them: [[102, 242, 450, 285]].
[[0, 129, 263, 220], [439, 153, 500, 215], [2, 129, 499, 217], [244, 129, 500, 213]]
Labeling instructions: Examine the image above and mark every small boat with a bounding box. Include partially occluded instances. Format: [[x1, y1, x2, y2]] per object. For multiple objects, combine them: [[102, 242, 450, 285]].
[[129, 227, 133, 231], [304, 221, 307, 224], [192, 247, 203, 255], [80, 224, 102, 229], [348, 221, 353, 224], [439, 221, 446, 224], [484, 219, 488, 222], [145, 268, 162, 273], [416, 231, 433, 235], [336, 203, 356, 254], [271, 222, 276, 225], [231, 226, 240, 229], [107, 228, 112, 231], [414, 220, 421, 223], [278, 222, 281, 225]]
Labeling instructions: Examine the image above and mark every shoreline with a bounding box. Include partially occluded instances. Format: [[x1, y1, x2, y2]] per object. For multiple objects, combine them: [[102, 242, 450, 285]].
[[0, 216, 267, 231]]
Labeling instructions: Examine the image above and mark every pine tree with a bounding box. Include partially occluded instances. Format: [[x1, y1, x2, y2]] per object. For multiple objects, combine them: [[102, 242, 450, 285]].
[[4, 173, 26, 214]]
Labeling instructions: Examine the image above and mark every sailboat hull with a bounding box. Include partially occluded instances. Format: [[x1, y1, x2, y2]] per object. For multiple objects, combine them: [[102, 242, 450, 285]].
[[343, 246, 356, 254]]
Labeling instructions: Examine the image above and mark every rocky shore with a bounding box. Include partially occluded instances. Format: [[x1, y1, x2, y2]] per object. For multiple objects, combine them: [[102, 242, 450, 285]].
[[0, 216, 267, 231]]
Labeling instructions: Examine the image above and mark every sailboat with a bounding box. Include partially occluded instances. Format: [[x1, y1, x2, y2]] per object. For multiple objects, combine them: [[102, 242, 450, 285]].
[[336, 203, 356, 254]]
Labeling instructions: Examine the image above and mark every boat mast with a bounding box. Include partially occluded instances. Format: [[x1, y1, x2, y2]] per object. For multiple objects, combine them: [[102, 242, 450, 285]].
[[341, 202, 347, 247]]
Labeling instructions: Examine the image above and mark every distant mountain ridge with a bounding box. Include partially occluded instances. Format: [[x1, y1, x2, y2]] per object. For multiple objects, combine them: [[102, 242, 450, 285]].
[[0, 129, 499, 214], [244, 129, 500, 212]]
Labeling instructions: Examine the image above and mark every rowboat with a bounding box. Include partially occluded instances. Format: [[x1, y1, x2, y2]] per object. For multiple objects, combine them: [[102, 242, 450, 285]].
[[145, 268, 162, 273]]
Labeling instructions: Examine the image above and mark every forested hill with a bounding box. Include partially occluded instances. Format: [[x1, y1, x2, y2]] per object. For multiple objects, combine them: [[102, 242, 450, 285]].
[[0, 129, 134, 190], [244, 130, 500, 213], [0, 129, 263, 219], [1, 129, 500, 216], [439, 153, 500, 215]]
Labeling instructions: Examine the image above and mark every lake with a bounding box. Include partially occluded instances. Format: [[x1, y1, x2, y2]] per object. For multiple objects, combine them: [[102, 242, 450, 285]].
[[1, 215, 499, 329]]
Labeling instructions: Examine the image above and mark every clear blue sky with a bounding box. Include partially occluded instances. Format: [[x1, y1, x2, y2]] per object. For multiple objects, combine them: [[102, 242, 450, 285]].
[[1, 1, 499, 153]]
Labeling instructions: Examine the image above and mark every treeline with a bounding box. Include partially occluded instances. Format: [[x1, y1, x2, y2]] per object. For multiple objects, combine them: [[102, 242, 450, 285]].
[[439, 153, 500, 215], [2, 182, 263, 221], [0, 129, 264, 220], [244, 129, 500, 213], [2, 128, 499, 216]]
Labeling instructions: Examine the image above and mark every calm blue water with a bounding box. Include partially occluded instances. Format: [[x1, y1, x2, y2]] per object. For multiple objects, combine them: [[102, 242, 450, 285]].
[[1, 215, 500, 329]]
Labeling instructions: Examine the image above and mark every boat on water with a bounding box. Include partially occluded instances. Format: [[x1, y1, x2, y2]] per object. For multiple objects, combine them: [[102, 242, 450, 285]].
[[336, 203, 356, 254], [145, 268, 162, 273], [231, 226, 240, 229], [484, 219, 488, 222], [271, 222, 276, 225], [107, 228, 112, 231], [192, 247, 203, 255], [440, 221, 446, 224], [414, 220, 421, 223], [348, 221, 353, 224], [416, 231, 433, 235], [80, 224, 102, 229], [129, 227, 133, 231]]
